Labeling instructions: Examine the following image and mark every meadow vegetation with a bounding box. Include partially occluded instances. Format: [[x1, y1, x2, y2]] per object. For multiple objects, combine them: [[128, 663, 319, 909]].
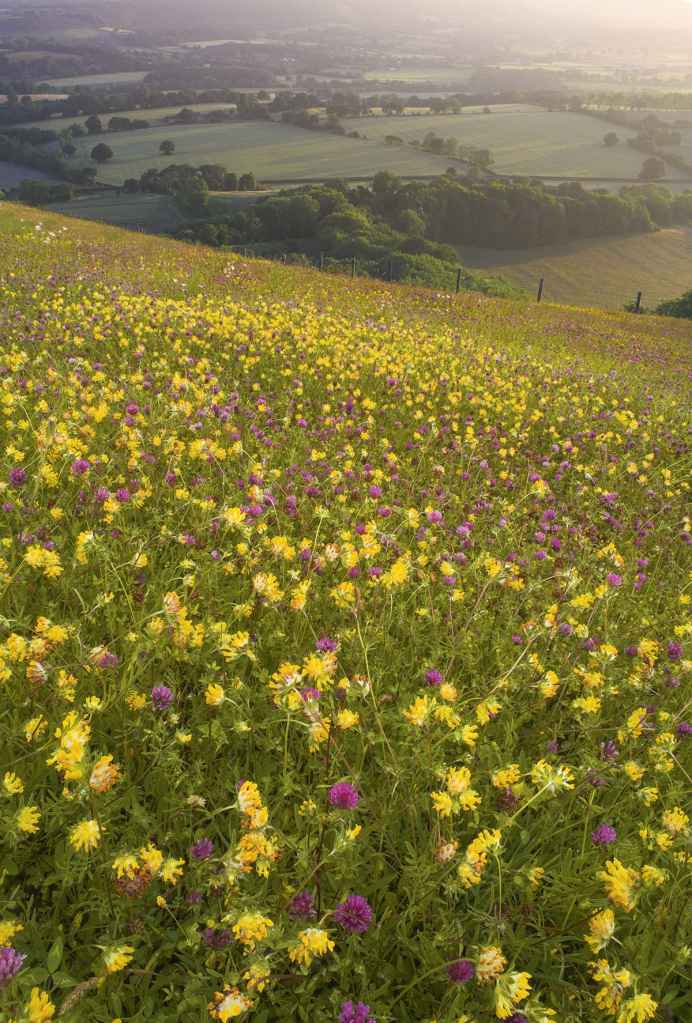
[[0, 204, 689, 1023]]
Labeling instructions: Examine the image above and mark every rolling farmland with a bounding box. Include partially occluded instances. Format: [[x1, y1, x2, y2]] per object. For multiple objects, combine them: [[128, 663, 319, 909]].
[[341, 109, 673, 178], [67, 120, 455, 185]]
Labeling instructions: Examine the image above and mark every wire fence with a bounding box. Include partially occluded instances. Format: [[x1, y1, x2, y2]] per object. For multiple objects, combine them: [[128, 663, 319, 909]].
[[228, 246, 672, 313]]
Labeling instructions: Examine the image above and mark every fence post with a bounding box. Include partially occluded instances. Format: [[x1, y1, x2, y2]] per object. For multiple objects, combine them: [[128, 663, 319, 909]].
[[388, 259, 393, 282], [537, 277, 545, 304], [634, 290, 642, 313], [351, 256, 356, 278], [319, 252, 324, 270], [456, 268, 462, 294]]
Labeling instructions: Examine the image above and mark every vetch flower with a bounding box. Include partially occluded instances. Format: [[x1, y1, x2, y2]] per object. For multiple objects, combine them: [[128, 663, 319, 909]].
[[26, 987, 55, 1022], [288, 928, 335, 967], [208, 986, 253, 1020], [69, 819, 101, 852], [103, 945, 134, 974], [16, 806, 40, 834]]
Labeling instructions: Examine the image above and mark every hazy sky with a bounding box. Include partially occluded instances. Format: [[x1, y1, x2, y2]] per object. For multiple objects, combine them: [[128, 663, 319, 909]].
[[178, 0, 692, 39]]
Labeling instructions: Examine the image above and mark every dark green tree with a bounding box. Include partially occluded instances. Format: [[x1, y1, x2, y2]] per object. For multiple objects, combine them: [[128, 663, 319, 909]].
[[91, 143, 114, 164], [639, 157, 666, 181]]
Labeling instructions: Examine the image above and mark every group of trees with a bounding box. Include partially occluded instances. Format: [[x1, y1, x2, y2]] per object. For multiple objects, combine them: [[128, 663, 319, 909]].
[[0, 82, 269, 129], [0, 128, 95, 185], [417, 131, 494, 169], [15, 179, 74, 205], [120, 163, 257, 213], [173, 172, 692, 259]]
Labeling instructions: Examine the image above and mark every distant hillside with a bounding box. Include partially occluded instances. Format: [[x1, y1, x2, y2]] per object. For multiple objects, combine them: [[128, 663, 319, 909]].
[[457, 228, 692, 310]]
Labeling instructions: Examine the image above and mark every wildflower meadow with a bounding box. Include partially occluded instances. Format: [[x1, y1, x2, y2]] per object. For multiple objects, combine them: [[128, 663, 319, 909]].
[[0, 205, 689, 1023]]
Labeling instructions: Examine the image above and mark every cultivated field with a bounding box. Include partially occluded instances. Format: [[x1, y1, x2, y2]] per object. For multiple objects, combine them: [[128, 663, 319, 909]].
[[46, 191, 269, 230], [44, 71, 150, 88], [361, 66, 474, 83], [341, 109, 671, 178], [457, 228, 692, 309], [67, 120, 454, 185], [0, 203, 689, 1023]]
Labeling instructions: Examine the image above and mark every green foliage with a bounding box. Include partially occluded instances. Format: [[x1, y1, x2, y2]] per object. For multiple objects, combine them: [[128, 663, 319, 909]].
[[173, 172, 209, 215], [18, 179, 73, 205], [90, 142, 114, 164], [638, 156, 666, 181], [655, 289, 692, 318]]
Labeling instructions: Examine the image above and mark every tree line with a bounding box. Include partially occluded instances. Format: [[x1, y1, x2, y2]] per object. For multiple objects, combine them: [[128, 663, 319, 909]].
[[182, 172, 692, 248]]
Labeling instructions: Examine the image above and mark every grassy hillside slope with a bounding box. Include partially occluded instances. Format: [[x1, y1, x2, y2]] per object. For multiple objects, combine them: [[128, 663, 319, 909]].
[[0, 203, 689, 1023], [457, 228, 692, 310]]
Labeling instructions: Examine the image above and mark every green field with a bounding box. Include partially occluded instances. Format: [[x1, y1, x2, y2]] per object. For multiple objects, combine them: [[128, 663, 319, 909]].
[[457, 228, 692, 309], [362, 66, 474, 83], [46, 190, 269, 230], [67, 121, 454, 185], [341, 109, 676, 178], [44, 71, 149, 88]]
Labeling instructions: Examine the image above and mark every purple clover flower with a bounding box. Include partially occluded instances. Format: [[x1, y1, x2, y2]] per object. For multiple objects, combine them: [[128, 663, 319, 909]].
[[334, 895, 373, 934], [592, 824, 617, 846], [425, 669, 443, 687], [447, 959, 475, 983], [668, 642, 683, 662], [190, 838, 214, 860], [289, 890, 316, 919], [96, 651, 119, 669], [151, 685, 174, 711], [340, 1001, 376, 1023], [8, 468, 26, 489], [329, 782, 360, 809], [201, 927, 232, 949], [0, 947, 25, 988], [316, 635, 338, 653]]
